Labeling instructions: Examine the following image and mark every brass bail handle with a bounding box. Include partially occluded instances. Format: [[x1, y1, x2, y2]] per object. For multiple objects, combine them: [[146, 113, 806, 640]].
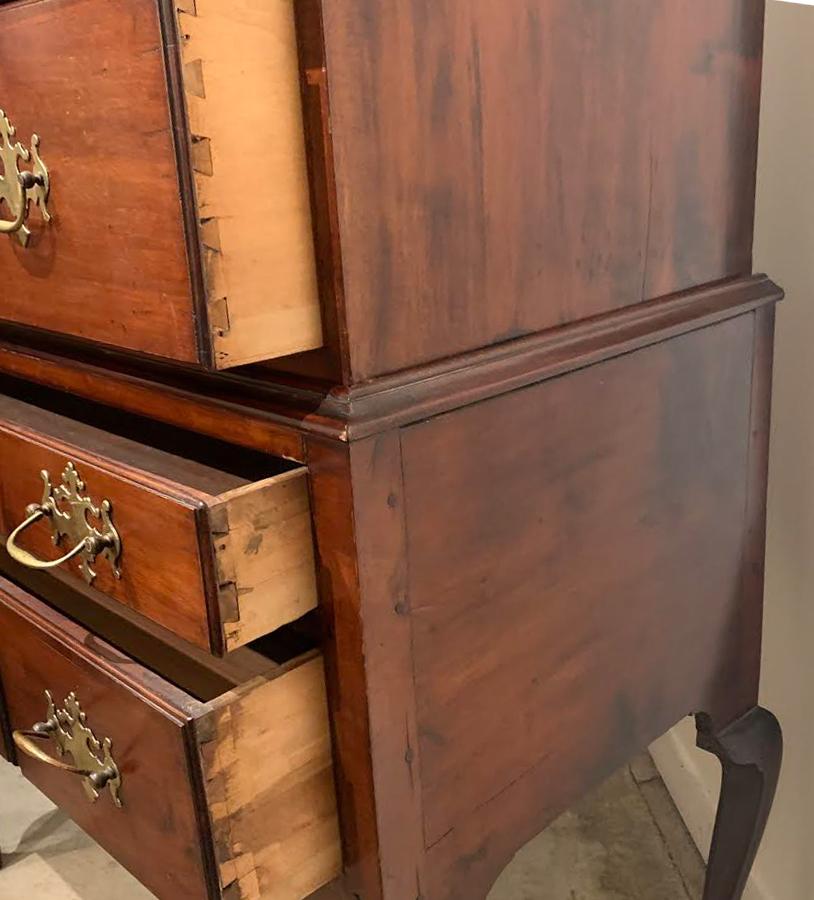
[[12, 727, 117, 790], [3, 463, 122, 586], [6, 504, 113, 571], [0, 170, 45, 235], [11, 692, 123, 808]]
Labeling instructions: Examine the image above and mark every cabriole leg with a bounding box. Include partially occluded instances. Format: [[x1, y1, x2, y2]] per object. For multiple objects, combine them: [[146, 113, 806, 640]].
[[696, 706, 782, 900]]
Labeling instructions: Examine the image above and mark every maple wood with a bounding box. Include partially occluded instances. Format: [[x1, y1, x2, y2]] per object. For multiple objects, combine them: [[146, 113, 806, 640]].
[[0, 2, 784, 898]]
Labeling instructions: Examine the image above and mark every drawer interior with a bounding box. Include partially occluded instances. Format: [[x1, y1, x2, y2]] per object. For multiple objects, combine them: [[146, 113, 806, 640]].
[[0, 542, 317, 703], [0, 576, 341, 899], [0, 376, 318, 654]]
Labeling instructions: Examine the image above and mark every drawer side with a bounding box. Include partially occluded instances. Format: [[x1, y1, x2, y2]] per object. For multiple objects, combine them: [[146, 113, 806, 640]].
[[211, 470, 320, 653], [197, 654, 342, 900], [175, 0, 324, 368]]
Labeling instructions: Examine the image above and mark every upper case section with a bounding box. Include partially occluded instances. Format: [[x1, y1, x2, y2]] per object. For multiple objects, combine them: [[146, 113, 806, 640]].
[[0, 0, 766, 383], [0, 0, 322, 369], [323, 0, 766, 380]]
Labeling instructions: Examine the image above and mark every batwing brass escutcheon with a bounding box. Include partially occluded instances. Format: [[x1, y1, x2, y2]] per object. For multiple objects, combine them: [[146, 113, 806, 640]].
[[0, 108, 51, 247], [5, 462, 122, 585], [13, 691, 123, 807]]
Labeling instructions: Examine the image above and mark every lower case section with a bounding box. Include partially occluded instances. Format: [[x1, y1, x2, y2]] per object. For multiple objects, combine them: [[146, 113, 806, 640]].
[[332, 306, 778, 899]]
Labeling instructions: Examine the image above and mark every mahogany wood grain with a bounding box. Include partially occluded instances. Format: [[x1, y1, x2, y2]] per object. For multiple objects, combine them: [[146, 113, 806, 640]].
[[0, 399, 213, 649], [0, 339, 317, 458], [0, 0, 198, 363], [322, 0, 766, 380], [347, 433, 426, 897], [395, 314, 765, 896]]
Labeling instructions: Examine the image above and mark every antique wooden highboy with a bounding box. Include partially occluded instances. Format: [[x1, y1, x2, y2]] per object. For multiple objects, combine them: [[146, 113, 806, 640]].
[[0, 2, 783, 899]]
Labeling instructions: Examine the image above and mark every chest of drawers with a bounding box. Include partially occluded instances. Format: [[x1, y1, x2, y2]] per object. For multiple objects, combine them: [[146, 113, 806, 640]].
[[0, 2, 784, 899]]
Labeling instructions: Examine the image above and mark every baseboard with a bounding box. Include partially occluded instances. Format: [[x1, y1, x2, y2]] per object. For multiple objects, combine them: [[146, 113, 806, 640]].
[[650, 722, 772, 900]]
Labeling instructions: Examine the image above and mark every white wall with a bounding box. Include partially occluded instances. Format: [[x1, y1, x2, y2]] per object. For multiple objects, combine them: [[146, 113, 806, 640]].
[[651, 3, 814, 898]]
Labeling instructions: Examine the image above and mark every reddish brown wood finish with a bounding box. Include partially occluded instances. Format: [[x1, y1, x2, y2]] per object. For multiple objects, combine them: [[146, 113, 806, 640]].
[[0, 578, 215, 900], [301, 310, 776, 900], [0, 274, 781, 451], [0, 0, 198, 362], [321, 0, 766, 380], [0, 339, 317, 459], [405, 318, 758, 851], [0, 3, 781, 894], [305, 437, 381, 898], [0, 398, 219, 650], [0, 393, 317, 654]]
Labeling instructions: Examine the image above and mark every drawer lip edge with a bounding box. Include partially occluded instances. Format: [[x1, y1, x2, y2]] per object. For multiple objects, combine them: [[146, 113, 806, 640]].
[[0, 575, 205, 721]]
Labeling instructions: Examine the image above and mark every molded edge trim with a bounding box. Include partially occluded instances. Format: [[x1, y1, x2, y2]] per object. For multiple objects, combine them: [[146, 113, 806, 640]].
[[0, 275, 783, 449], [340, 274, 784, 438]]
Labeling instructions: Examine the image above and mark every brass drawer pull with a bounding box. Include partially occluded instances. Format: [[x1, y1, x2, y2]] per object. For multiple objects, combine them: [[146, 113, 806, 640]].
[[12, 691, 123, 807], [5, 462, 122, 585], [0, 110, 51, 247]]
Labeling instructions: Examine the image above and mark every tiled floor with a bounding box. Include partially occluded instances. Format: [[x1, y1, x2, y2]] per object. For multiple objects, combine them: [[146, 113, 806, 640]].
[[0, 754, 704, 900]]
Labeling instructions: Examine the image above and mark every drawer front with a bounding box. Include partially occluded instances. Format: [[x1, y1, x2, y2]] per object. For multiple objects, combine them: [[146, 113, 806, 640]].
[[0, 578, 214, 899], [0, 393, 319, 654], [0, 578, 342, 900], [0, 0, 322, 369]]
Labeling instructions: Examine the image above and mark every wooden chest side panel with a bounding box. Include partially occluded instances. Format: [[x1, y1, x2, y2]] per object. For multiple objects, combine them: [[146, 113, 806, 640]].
[[0, 0, 197, 362], [323, 0, 765, 379], [400, 315, 761, 850]]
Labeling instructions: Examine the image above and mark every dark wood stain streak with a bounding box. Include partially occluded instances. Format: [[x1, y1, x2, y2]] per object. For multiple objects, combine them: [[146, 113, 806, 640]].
[[399, 316, 764, 895], [321, 0, 766, 380]]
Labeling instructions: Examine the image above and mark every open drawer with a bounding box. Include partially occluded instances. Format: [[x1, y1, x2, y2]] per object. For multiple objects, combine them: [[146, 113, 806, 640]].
[[0, 389, 318, 654], [0, 576, 341, 900], [0, 0, 324, 369]]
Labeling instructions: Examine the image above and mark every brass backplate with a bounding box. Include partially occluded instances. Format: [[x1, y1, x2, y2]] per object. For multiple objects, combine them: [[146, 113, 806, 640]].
[[36, 462, 122, 584], [0, 109, 50, 247], [41, 690, 123, 807]]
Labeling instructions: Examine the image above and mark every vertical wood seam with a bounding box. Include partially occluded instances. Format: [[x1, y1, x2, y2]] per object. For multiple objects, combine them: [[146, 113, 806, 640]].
[[395, 427, 429, 894]]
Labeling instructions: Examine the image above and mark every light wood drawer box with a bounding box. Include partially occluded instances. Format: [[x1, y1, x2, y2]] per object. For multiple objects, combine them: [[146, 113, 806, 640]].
[[0, 0, 321, 369], [0, 576, 341, 900], [0, 392, 319, 654]]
